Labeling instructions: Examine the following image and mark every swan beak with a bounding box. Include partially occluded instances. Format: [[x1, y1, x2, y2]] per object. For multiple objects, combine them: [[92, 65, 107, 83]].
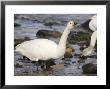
[[74, 22, 77, 25], [80, 53, 84, 58], [80, 53, 83, 57], [80, 53, 87, 60]]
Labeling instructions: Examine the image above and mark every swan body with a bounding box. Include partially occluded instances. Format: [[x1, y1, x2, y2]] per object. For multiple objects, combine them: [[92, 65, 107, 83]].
[[15, 39, 58, 61], [81, 15, 97, 56], [15, 20, 76, 61]]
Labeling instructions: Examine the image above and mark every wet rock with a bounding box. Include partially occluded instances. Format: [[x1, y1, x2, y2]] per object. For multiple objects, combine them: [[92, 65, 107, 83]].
[[19, 16, 31, 20], [80, 45, 87, 51], [22, 71, 29, 74], [14, 63, 23, 68], [64, 59, 73, 65], [72, 61, 76, 64], [17, 15, 39, 22], [68, 31, 91, 44], [82, 63, 97, 74], [36, 30, 62, 38], [14, 23, 21, 27], [78, 59, 86, 63], [87, 55, 97, 59], [51, 64, 64, 70], [64, 48, 73, 58], [14, 37, 31, 47], [74, 54, 80, 57], [44, 19, 61, 26]]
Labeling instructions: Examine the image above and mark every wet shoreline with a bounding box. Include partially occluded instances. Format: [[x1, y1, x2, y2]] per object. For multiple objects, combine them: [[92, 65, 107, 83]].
[[14, 14, 97, 76]]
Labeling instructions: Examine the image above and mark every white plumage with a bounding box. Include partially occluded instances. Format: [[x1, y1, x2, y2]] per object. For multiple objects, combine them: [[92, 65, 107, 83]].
[[15, 20, 77, 61], [82, 15, 97, 56], [15, 39, 58, 61], [89, 15, 97, 31]]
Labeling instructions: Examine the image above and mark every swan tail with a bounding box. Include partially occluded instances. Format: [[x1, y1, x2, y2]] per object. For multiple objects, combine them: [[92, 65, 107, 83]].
[[15, 44, 22, 52]]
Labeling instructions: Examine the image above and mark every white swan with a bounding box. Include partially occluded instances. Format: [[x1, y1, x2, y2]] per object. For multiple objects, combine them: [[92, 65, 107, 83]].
[[15, 20, 77, 62], [81, 15, 97, 57]]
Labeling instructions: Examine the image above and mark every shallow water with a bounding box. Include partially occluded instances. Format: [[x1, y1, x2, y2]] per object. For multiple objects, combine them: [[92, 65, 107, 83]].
[[14, 14, 97, 76]]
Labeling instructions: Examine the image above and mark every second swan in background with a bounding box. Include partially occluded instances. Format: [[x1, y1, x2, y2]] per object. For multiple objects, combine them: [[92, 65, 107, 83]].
[[81, 15, 97, 57]]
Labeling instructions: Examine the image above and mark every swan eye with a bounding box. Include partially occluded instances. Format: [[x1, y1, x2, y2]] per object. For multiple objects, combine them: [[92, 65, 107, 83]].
[[70, 22, 72, 24]]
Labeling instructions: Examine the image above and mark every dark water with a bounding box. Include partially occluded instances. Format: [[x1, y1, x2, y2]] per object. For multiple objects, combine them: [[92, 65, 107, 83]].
[[14, 14, 97, 76]]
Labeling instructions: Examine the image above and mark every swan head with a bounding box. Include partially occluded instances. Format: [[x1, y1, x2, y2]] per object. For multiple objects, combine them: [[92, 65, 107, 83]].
[[80, 52, 88, 60], [80, 46, 93, 59], [67, 20, 77, 30]]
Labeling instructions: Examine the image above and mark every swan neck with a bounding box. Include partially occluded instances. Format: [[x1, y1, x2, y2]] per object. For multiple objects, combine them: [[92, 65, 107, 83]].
[[90, 31, 97, 47], [58, 27, 70, 48]]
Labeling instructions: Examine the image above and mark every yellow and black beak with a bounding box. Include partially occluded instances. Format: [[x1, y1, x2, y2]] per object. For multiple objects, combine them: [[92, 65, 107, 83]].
[[80, 53, 87, 60], [74, 22, 77, 25], [80, 53, 84, 57]]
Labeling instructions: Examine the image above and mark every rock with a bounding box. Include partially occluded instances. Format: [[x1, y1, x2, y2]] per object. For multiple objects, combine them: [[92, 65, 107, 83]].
[[19, 15, 31, 20], [24, 37, 30, 40], [82, 63, 97, 74], [14, 63, 23, 68], [64, 48, 73, 58], [44, 20, 61, 26], [14, 37, 31, 47], [36, 30, 62, 38], [80, 45, 87, 51], [78, 59, 86, 63], [64, 60, 72, 65], [14, 23, 21, 27], [51, 64, 64, 70], [68, 31, 91, 44]]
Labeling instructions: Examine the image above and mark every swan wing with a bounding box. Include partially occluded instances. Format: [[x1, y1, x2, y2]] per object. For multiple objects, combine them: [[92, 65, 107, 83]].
[[15, 39, 58, 60]]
